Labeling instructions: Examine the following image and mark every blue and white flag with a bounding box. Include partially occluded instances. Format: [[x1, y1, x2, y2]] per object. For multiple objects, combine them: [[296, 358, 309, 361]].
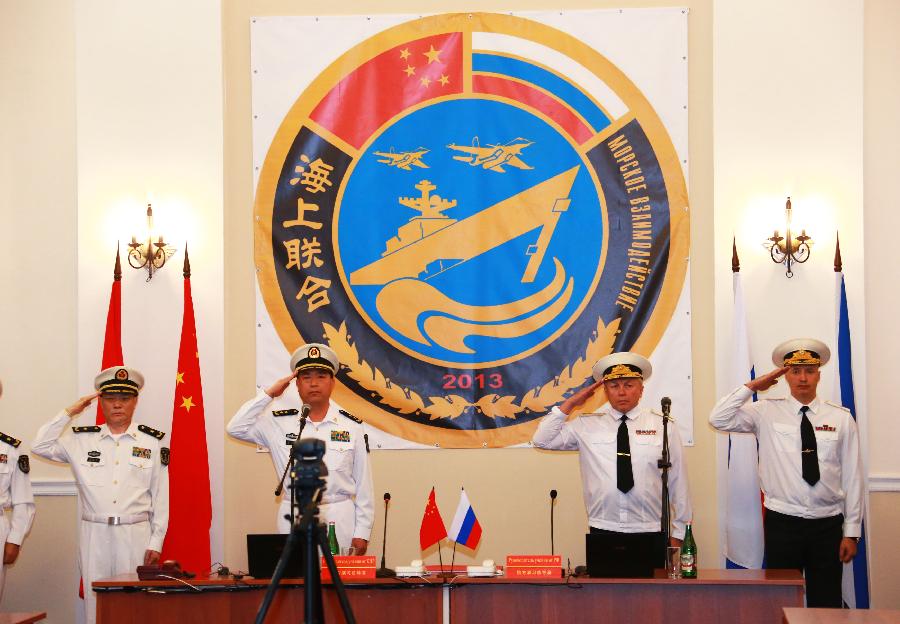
[[833, 268, 870, 608], [721, 267, 764, 569], [448, 488, 483, 549]]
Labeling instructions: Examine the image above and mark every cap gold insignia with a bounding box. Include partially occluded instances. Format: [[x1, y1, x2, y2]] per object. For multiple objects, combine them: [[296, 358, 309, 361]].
[[784, 349, 820, 366], [115, 369, 129, 381], [309, 346, 320, 358], [603, 364, 642, 382]]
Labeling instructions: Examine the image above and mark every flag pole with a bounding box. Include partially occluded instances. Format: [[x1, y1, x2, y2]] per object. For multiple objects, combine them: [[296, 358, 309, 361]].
[[450, 540, 457, 574]]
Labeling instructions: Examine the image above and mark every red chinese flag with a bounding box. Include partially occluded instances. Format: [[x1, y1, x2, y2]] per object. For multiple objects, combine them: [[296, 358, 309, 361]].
[[96, 248, 124, 425], [310, 33, 463, 149], [419, 487, 447, 551], [160, 248, 212, 572]]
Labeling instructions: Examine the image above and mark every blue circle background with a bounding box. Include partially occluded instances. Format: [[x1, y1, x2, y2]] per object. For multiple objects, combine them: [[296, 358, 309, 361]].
[[336, 98, 604, 365]]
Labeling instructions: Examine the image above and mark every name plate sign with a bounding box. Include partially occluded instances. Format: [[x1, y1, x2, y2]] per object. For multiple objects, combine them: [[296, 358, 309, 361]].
[[505, 555, 563, 579], [321, 555, 377, 581]]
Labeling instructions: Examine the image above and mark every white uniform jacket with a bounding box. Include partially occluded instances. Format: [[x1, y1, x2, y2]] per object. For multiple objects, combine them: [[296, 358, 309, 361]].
[[227, 390, 374, 545], [709, 385, 864, 536], [533, 405, 692, 539]]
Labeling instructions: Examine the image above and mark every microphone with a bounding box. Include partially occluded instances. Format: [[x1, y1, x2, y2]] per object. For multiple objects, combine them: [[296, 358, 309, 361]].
[[274, 404, 312, 497], [550, 489, 558, 555], [660, 397, 673, 420], [376, 493, 395, 577]]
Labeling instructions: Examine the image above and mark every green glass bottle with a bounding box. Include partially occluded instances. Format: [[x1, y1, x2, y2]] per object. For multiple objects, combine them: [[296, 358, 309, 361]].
[[328, 521, 340, 555], [680, 523, 697, 578]]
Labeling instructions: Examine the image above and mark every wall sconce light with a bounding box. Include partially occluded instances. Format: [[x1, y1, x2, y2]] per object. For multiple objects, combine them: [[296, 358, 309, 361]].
[[764, 197, 812, 278], [127, 202, 176, 281]]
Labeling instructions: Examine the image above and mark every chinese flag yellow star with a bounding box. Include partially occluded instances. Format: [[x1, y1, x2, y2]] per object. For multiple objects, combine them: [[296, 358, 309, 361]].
[[399, 48, 411, 60], [403, 65, 416, 77], [175, 372, 185, 385], [180, 396, 195, 412], [439, 74, 450, 86], [420, 76, 432, 88], [423, 45, 441, 64]]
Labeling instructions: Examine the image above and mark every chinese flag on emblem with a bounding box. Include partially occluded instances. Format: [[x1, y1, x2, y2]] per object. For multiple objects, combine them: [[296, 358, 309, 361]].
[[310, 33, 463, 150], [420, 487, 448, 551], [160, 246, 212, 572]]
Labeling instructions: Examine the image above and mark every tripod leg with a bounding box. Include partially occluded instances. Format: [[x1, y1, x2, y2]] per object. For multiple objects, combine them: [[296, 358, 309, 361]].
[[254, 523, 302, 624], [318, 524, 358, 624]]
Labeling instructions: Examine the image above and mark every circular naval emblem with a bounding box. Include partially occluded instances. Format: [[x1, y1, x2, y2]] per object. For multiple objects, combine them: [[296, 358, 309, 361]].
[[115, 369, 129, 381], [255, 13, 689, 447]]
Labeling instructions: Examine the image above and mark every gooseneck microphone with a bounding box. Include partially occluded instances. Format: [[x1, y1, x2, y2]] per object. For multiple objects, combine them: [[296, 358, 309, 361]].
[[550, 489, 558, 555], [661, 396, 672, 419], [275, 404, 311, 497], [376, 493, 395, 577]]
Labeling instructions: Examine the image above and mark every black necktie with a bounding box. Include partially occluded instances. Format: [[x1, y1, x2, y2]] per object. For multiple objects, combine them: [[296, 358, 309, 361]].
[[617, 414, 634, 493], [800, 406, 820, 486]]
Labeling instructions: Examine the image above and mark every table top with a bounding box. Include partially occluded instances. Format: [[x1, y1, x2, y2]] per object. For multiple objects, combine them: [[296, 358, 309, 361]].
[[0, 614, 47, 624], [783, 608, 900, 623], [93, 568, 803, 590]]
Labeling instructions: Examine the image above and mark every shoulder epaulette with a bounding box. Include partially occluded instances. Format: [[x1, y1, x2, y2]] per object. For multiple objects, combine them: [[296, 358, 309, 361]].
[[272, 409, 299, 417], [138, 424, 166, 440], [0, 432, 22, 448], [339, 409, 363, 424], [825, 400, 851, 413], [72, 426, 101, 434]]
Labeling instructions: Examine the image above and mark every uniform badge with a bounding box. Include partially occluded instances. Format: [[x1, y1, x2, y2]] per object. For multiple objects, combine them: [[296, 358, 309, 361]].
[[87, 450, 101, 463], [132, 446, 152, 459], [18, 455, 30, 474], [331, 430, 351, 442], [815, 424, 838, 433], [285, 432, 299, 446], [116, 368, 130, 381], [161, 447, 170, 466], [0, 454, 6, 464], [636, 429, 657, 436]]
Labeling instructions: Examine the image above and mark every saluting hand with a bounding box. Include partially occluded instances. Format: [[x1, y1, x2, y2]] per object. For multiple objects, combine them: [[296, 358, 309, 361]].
[[745, 367, 787, 394], [559, 380, 604, 415], [65, 392, 101, 416], [265, 371, 299, 398]]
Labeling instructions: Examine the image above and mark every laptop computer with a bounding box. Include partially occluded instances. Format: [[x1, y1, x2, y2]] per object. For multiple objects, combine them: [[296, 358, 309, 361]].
[[585, 531, 665, 578], [247, 533, 306, 579]]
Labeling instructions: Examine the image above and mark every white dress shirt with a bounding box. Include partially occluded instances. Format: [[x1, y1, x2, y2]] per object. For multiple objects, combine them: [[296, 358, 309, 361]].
[[227, 390, 374, 541], [709, 385, 863, 537], [0, 437, 35, 546], [533, 405, 692, 539], [31, 412, 169, 550]]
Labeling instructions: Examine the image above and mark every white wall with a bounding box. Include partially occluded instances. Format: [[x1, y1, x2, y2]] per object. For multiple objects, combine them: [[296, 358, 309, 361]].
[[71, 0, 226, 564], [713, 0, 866, 563]]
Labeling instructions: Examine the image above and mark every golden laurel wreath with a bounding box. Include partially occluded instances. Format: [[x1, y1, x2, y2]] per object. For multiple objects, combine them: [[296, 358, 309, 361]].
[[323, 316, 620, 421]]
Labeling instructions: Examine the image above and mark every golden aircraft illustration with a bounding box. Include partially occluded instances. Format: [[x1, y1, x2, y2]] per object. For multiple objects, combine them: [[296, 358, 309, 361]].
[[374, 147, 430, 171], [446, 137, 534, 173]]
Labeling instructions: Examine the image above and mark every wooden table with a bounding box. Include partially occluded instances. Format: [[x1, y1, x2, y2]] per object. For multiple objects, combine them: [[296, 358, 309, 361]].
[[0, 614, 47, 624], [93, 574, 442, 624], [784, 608, 900, 623], [449, 569, 805, 624], [95, 569, 805, 623]]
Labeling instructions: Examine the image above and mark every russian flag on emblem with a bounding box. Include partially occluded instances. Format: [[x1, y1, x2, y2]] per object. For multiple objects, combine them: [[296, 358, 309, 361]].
[[449, 488, 482, 549]]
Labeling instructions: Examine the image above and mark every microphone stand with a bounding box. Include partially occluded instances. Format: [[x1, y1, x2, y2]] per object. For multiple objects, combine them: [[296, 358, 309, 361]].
[[657, 398, 672, 556], [376, 493, 395, 577], [549, 490, 557, 555], [275, 407, 309, 524]]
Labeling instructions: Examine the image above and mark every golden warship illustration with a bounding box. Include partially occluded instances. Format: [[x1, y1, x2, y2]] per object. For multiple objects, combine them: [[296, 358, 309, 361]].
[[349, 166, 580, 352]]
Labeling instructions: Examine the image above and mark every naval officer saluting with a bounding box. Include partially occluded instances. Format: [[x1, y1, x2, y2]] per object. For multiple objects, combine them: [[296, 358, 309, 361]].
[[32, 366, 168, 624], [228, 343, 374, 554]]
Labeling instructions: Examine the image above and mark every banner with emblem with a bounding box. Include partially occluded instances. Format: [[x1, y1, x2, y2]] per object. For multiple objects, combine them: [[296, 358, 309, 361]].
[[252, 10, 692, 449]]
